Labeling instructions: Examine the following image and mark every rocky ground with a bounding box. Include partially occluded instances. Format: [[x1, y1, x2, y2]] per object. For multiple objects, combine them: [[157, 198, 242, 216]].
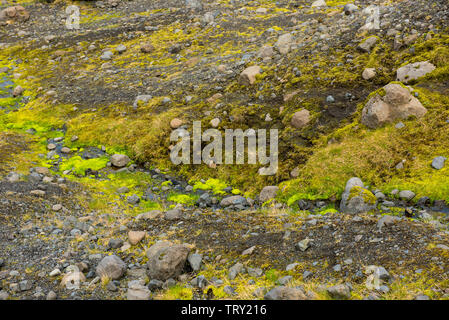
[[0, 0, 448, 300]]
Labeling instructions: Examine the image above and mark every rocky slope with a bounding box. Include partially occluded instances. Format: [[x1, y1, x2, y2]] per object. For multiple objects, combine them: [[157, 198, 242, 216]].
[[0, 0, 448, 300]]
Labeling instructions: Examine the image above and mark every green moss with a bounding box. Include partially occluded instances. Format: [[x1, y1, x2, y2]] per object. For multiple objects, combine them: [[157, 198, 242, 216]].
[[348, 186, 376, 205], [167, 193, 199, 206], [59, 156, 109, 176], [159, 285, 193, 300], [192, 178, 228, 195]]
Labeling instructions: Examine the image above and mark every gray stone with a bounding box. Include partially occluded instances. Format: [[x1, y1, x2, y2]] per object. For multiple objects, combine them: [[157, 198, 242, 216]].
[[340, 177, 376, 214], [431, 156, 446, 170], [259, 186, 279, 203], [264, 286, 307, 300], [327, 284, 351, 299], [275, 33, 294, 54], [220, 195, 247, 207], [277, 276, 293, 285], [398, 190, 415, 201], [377, 215, 400, 231], [146, 241, 191, 281], [228, 262, 244, 280], [110, 154, 130, 167], [127, 194, 140, 205], [127, 281, 152, 300], [116, 44, 127, 54], [148, 279, 164, 291], [132, 95, 153, 109], [344, 3, 358, 15], [224, 285, 237, 296], [296, 238, 312, 252], [164, 209, 182, 220], [187, 253, 203, 271], [96, 255, 127, 280], [358, 36, 378, 53], [396, 61, 436, 83], [0, 290, 9, 300]]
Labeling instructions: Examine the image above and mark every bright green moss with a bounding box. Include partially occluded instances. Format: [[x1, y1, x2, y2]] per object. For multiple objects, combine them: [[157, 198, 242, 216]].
[[167, 193, 199, 206], [192, 178, 228, 195], [348, 186, 376, 205], [59, 156, 109, 175]]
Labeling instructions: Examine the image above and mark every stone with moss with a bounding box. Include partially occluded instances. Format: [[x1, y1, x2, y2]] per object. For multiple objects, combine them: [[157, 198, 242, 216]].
[[340, 177, 377, 214]]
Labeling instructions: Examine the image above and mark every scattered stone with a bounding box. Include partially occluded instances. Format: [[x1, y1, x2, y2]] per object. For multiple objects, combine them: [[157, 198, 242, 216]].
[[127, 194, 140, 205], [61, 266, 86, 289], [110, 154, 130, 167], [210, 118, 220, 128], [239, 66, 262, 85], [100, 50, 114, 60], [0, 290, 9, 300], [414, 294, 430, 300], [291, 109, 311, 128], [377, 215, 400, 231], [224, 285, 237, 296], [96, 255, 127, 280], [188, 253, 203, 271], [259, 186, 279, 203], [242, 246, 256, 256], [228, 262, 244, 280], [311, 0, 327, 8], [362, 68, 376, 80], [431, 156, 446, 170], [127, 280, 152, 300], [277, 276, 293, 285], [128, 231, 146, 245], [399, 190, 416, 201], [117, 186, 130, 194], [264, 286, 307, 300], [146, 241, 191, 281], [327, 284, 352, 299], [396, 61, 436, 83], [12, 85, 24, 96], [170, 118, 184, 129], [275, 33, 294, 55], [344, 3, 358, 15], [220, 195, 247, 207], [133, 95, 153, 109], [115, 44, 127, 54], [0, 6, 30, 23], [340, 177, 376, 214], [46, 291, 57, 300], [358, 36, 378, 53], [164, 208, 182, 220], [296, 238, 312, 252]]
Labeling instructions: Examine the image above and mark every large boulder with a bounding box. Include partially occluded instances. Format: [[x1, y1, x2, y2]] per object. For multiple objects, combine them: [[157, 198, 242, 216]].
[[396, 61, 436, 83], [361, 83, 427, 128], [146, 241, 191, 281], [340, 177, 377, 214]]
